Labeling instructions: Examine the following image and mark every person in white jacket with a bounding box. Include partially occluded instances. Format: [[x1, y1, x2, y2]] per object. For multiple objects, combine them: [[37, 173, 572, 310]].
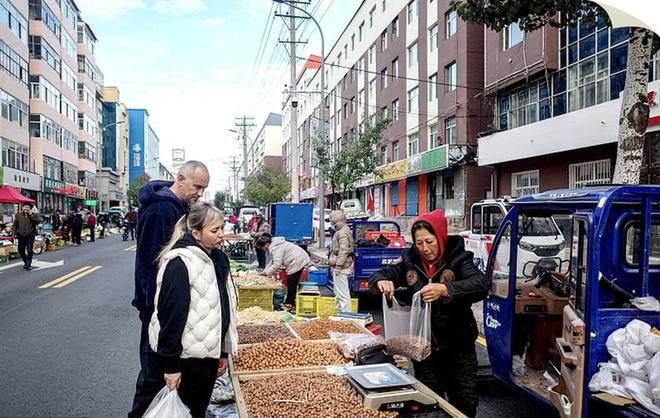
[[256, 233, 310, 311], [148, 202, 238, 418]]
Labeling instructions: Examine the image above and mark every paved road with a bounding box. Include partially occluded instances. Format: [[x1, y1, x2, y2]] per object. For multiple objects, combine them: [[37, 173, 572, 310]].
[[0, 237, 554, 417]]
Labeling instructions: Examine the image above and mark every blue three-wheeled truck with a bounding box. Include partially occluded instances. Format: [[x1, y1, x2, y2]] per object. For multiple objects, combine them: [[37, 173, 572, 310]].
[[483, 185, 659, 417]]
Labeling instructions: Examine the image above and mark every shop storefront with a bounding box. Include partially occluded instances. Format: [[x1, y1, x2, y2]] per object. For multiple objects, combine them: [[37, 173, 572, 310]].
[[42, 177, 66, 214], [1, 167, 42, 221], [64, 182, 87, 213]]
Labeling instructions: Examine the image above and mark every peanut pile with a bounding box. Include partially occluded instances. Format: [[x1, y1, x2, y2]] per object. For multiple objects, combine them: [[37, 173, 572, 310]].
[[291, 319, 369, 340], [233, 339, 345, 371], [240, 373, 398, 418], [237, 324, 294, 345], [385, 335, 432, 362]]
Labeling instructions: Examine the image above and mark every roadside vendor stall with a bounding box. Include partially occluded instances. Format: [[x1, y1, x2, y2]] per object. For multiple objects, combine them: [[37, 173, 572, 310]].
[[223, 233, 253, 263]]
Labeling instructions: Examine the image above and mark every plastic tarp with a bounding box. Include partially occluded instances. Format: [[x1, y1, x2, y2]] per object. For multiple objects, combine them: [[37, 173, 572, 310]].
[[588, 320, 660, 415], [0, 186, 34, 204]]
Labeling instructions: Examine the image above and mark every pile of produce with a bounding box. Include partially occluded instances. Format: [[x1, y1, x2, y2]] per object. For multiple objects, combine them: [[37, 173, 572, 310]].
[[291, 319, 368, 340], [240, 373, 398, 418], [229, 260, 251, 275], [237, 307, 304, 326], [233, 271, 281, 287], [385, 335, 432, 362], [233, 339, 345, 371], [237, 324, 295, 345]]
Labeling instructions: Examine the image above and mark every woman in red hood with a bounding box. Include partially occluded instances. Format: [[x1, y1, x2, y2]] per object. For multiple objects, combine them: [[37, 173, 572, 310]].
[[369, 209, 488, 418]]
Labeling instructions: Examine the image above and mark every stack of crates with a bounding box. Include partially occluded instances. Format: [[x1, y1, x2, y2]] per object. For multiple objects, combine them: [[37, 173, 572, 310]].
[[316, 296, 359, 318], [295, 294, 319, 317], [237, 286, 276, 311]]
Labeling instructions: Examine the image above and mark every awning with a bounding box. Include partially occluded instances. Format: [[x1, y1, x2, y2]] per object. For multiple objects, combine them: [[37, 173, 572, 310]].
[[0, 185, 35, 204]]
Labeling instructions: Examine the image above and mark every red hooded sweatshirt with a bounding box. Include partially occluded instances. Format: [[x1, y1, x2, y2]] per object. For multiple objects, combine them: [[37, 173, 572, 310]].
[[411, 209, 448, 279]]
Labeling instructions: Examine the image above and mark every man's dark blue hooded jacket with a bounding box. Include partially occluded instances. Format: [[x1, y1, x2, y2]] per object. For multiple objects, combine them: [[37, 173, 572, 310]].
[[132, 180, 188, 313]]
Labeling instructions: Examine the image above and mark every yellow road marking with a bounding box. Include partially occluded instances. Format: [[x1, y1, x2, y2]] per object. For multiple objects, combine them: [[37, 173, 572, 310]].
[[52, 266, 102, 288], [39, 266, 93, 289], [476, 336, 488, 347], [124, 244, 137, 251]]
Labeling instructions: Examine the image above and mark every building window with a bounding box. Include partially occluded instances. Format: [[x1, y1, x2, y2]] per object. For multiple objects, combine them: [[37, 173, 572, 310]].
[[369, 45, 376, 64], [446, 10, 457, 39], [407, 0, 418, 24], [381, 68, 389, 89], [511, 170, 539, 197], [382, 0, 386, 11], [652, 51, 660, 81], [407, 132, 419, 156], [351, 96, 356, 114], [429, 25, 438, 52], [43, 155, 62, 181], [343, 103, 348, 119], [1, 137, 29, 171], [29, 36, 60, 75], [381, 146, 388, 164], [369, 6, 375, 28], [408, 86, 419, 113], [497, 79, 551, 130], [393, 141, 400, 161], [1, 90, 28, 129], [569, 159, 611, 188], [392, 17, 399, 38], [392, 57, 399, 79], [0, 40, 28, 86], [445, 116, 456, 144], [28, 0, 60, 39], [429, 73, 438, 100], [408, 42, 418, 68], [369, 78, 377, 105], [443, 175, 455, 199], [392, 99, 400, 121], [351, 34, 355, 51], [381, 30, 388, 51], [29, 75, 60, 112], [359, 22, 364, 41], [444, 61, 457, 91], [1, 0, 28, 44], [429, 124, 439, 148], [503, 22, 524, 49]]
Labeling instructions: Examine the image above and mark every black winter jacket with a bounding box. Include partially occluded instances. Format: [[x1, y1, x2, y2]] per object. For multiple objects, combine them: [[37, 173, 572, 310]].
[[368, 235, 488, 348]]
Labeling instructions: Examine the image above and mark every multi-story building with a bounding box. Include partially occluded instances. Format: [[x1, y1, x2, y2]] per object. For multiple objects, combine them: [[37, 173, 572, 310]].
[[158, 162, 174, 181], [100, 86, 129, 211], [284, 0, 491, 229], [477, 21, 660, 196], [247, 112, 283, 176], [128, 108, 160, 184], [172, 147, 185, 172], [0, 0, 33, 219]]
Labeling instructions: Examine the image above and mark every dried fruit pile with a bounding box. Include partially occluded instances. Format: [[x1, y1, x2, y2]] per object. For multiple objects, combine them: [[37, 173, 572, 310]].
[[233, 272, 281, 287], [236, 306, 304, 326], [237, 324, 294, 345], [240, 373, 398, 418], [233, 339, 345, 371], [291, 319, 368, 340]]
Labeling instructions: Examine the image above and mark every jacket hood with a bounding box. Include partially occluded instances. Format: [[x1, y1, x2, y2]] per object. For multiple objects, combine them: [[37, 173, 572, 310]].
[[138, 180, 186, 212], [329, 210, 348, 229], [411, 209, 448, 261]]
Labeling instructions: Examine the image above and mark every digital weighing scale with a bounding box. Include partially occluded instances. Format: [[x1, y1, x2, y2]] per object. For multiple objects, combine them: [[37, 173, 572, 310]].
[[345, 364, 441, 414]]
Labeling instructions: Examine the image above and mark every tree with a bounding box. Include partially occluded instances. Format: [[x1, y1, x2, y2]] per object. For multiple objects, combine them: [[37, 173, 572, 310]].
[[313, 116, 391, 209], [243, 167, 291, 207], [214, 191, 227, 209], [450, 0, 659, 184], [127, 173, 151, 208]]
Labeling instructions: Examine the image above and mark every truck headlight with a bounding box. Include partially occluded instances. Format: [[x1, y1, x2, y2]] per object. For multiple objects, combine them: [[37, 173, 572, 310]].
[[519, 241, 536, 252]]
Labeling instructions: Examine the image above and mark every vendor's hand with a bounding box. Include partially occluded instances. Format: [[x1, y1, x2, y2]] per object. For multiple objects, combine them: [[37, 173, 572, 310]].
[[420, 283, 449, 303], [164, 372, 181, 390], [377, 280, 395, 299], [218, 358, 228, 375]]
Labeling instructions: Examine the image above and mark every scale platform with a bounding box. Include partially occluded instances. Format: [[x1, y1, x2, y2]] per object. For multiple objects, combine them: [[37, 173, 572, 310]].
[[345, 364, 441, 415]]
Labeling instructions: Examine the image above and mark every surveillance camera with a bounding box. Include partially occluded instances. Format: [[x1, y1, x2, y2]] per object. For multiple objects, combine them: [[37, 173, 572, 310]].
[[292, 100, 299, 108]]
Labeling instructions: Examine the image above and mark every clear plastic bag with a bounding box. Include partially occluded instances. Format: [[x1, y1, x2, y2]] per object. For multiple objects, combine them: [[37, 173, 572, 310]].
[[210, 369, 234, 403], [329, 332, 386, 359], [384, 292, 432, 362], [144, 386, 192, 418], [382, 294, 410, 339]]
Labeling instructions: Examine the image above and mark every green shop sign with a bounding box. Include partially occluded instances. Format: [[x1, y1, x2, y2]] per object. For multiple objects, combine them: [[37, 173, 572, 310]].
[[44, 177, 65, 194], [85, 200, 97, 206], [421, 145, 448, 173]]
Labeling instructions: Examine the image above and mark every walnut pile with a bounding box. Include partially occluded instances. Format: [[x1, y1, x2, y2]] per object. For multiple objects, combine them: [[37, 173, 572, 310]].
[[237, 324, 295, 345], [233, 339, 345, 371], [291, 319, 369, 340]]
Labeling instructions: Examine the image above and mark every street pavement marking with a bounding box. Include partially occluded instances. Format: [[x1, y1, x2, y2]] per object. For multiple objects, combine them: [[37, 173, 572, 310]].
[[52, 266, 102, 288], [39, 266, 93, 289], [476, 336, 488, 347], [124, 244, 137, 251]]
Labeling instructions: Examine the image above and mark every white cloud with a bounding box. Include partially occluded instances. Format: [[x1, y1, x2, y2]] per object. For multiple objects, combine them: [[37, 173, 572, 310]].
[[151, 0, 207, 16], [193, 16, 226, 28], [75, 0, 146, 20]]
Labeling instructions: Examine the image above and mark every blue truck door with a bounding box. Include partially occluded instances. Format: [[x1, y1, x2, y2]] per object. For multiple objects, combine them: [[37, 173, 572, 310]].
[[406, 177, 418, 216]]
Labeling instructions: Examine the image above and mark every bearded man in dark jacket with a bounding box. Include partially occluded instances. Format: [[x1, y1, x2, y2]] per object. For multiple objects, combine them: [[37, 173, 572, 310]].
[[369, 209, 488, 418]]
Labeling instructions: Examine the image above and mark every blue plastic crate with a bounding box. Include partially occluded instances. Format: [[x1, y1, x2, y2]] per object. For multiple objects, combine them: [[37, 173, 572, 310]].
[[307, 268, 329, 286]]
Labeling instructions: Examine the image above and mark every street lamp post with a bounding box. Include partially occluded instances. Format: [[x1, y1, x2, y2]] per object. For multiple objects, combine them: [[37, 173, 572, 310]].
[[274, 0, 326, 249]]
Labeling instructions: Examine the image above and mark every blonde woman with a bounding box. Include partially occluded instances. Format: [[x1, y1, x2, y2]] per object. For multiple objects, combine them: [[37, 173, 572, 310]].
[[147, 202, 238, 417]]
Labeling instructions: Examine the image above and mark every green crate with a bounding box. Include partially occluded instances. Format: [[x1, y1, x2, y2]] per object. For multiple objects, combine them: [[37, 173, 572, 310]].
[[237, 287, 275, 311], [9, 252, 20, 260], [0, 255, 7, 263]]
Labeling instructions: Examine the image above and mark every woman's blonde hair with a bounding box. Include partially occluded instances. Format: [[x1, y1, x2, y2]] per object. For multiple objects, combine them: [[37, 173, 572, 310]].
[[158, 202, 224, 266]]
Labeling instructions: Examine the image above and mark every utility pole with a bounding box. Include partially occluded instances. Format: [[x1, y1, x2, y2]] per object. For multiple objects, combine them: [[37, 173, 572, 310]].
[[225, 156, 241, 202], [289, 5, 300, 203], [234, 116, 256, 188]]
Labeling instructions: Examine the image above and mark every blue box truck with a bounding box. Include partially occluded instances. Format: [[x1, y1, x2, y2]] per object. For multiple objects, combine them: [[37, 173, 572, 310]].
[[268, 203, 314, 246]]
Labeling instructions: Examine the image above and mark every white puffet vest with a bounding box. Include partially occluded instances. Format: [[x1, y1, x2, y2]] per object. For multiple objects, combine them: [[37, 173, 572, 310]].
[[149, 246, 238, 358]]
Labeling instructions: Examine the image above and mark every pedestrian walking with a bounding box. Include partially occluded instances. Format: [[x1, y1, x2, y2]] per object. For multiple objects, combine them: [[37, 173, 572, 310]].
[[369, 210, 489, 418], [124, 208, 138, 241], [86, 211, 96, 242], [129, 160, 209, 418], [328, 210, 354, 313], [70, 213, 83, 246], [249, 212, 270, 269], [98, 213, 107, 239], [255, 233, 309, 312], [149, 202, 237, 418], [229, 213, 238, 234], [13, 203, 39, 271]]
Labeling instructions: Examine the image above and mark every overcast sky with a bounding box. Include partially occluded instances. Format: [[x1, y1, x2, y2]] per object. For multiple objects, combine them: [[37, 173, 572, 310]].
[[75, 0, 356, 195]]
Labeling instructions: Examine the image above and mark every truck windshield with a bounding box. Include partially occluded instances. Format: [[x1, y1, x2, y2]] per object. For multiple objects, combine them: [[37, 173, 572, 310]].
[[518, 217, 560, 237]]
